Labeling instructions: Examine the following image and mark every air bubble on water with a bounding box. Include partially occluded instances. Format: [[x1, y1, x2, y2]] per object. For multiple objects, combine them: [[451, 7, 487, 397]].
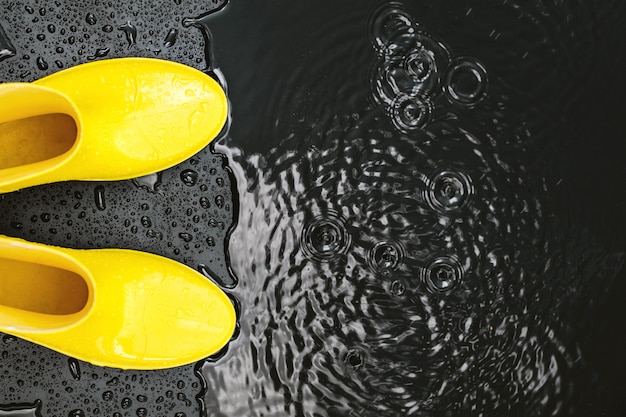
[[94, 185, 106, 210], [425, 169, 474, 213], [164, 28, 178, 47], [422, 256, 464, 294], [444, 57, 488, 106], [389, 93, 432, 132], [68, 358, 81, 380], [118, 21, 137, 49], [301, 213, 351, 262]]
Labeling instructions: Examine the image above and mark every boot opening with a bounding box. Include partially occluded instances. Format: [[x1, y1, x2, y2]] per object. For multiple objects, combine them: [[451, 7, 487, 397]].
[[0, 113, 77, 170], [0, 256, 88, 315]]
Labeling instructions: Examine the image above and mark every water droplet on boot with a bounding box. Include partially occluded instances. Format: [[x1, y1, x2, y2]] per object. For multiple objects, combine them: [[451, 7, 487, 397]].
[[68, 358, 81, 380]]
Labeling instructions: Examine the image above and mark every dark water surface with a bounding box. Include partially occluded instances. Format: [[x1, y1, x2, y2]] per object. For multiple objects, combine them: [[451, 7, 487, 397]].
[[1, 0, 626, 416]]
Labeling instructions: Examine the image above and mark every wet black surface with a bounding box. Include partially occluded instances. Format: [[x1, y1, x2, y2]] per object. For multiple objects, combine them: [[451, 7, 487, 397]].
[[1, 0, 626, 416]]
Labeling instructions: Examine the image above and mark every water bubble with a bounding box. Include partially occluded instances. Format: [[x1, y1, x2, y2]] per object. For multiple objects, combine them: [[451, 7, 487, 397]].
[[368, 241, 403, 272], [302, 214, 351, 261], [389, 94, 432, 132], [426, 169, 474, 213], [444, 57, 488, 106], [164, 28, 178, 47], [422, 256, 463, 294], [180, 169, 198, 187]]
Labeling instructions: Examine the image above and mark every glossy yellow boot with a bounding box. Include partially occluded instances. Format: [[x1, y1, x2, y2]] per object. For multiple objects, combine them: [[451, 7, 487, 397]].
[[0, 235, 236, 370], [0, 58, 228, 193]]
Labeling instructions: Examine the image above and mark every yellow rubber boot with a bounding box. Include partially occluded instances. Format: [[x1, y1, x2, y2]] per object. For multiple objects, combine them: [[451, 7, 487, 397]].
[[0, 235, 236, 370], [0, 58, 228, 193]]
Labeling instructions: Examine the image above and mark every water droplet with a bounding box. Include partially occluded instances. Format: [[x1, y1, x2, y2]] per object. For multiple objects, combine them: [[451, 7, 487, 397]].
[[135, 408, 147, 417], [94, 185, 106, 211], [120, 397, 132, 409], [205, 236, 216, 246], [444, 57, 488, 106], [179, 232, 193, 243], [36, 56, 49, 70], [423, 256, 463, 294], [368, 241, 403, 272], [389, 94, 432, 132], [164, 28, 178, 47], [426, 169, 474, 213], [140, 216, 152, 228], [85, 13, 97, 25], [302, 214, 350, 261], [215, 195, 225, 209], [198, 263, 237, 289], [118, 21, 137, 48], [10, 221, 23, 230], [102, 25, 113, 33], [180, 169, 198, 187], [88, 47, 110, 60], [68, 358, 81, 380], [132, 172, 162, 192], [102, 391, 114, 401], [200, 196, 211, 209], [47, 24, 56, 33], [68, 409, 85, 417]]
